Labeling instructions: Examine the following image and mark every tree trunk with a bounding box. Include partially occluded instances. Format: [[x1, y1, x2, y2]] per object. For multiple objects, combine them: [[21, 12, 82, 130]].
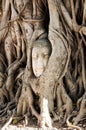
[[0, 0, 86, 129]]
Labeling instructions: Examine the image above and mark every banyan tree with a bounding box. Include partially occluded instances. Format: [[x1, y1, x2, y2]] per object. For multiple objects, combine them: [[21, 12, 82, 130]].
[[0, 0, 86, 129]]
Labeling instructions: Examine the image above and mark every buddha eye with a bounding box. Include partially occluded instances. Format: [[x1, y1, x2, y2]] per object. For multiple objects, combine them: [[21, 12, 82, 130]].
[[26, 29, 28, 33], [33, 55, 38, 59], [43, 54, 49, 58]]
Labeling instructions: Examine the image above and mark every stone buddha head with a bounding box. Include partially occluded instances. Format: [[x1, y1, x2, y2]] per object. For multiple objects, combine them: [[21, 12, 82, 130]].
[[32, 39, 52, 77]]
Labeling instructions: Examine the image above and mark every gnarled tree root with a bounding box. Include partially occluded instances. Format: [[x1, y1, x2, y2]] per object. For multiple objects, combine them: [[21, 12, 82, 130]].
[[73, 93, 86, 125], [38, 97, 52, 128], [56, 82, 73, 117], [66, 114, 82, 130], [17, 85, 39, 120]]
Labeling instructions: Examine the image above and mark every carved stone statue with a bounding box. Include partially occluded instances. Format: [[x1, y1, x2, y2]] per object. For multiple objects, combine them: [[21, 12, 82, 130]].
[[32, 39, 52, 77]]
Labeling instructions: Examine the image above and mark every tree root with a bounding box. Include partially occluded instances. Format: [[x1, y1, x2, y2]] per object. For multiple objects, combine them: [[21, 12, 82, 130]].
[[0, 87, 8, 104], [0, 100, 16, 118], [11, 0, 22, 59], [38, 97, 52, 128], [66, 114, 82, 130], [6, 37, 26, 100], [73, 93, 86, 125], [52, 111, 60, 122], [65, 71, 78, 101], [56, 82, 73, 117], [1, 116, 13, 130], [0, 0, 10, 41], [17, 85, 39, 120]]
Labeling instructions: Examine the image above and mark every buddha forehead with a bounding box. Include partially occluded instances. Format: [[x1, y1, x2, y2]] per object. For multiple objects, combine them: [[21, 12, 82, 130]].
[[32, 39, 51, 54]]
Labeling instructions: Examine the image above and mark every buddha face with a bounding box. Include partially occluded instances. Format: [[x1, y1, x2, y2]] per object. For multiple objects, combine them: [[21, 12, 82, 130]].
[[32, 40, 51, 77]]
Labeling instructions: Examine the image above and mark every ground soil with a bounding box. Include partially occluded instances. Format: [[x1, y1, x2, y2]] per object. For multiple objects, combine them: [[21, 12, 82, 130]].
[[0, 116, 86, 130]]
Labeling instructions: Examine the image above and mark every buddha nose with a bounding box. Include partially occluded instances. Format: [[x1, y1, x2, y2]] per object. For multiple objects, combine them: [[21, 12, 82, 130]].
[[37, 57, 44, 69]]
